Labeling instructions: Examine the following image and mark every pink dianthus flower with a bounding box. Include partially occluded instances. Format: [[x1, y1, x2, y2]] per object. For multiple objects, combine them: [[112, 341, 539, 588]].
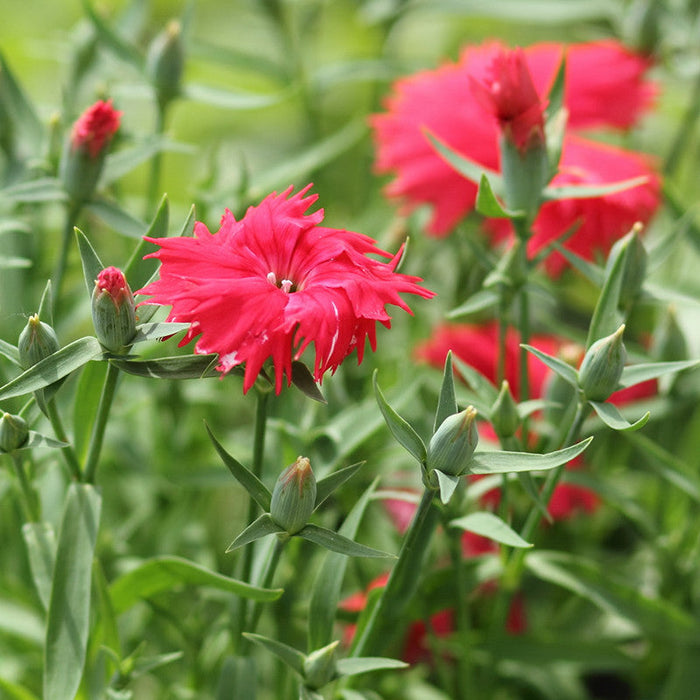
[[71, 99, 121, 158]]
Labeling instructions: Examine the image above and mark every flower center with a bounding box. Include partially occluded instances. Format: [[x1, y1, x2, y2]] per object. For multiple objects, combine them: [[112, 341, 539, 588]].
[[267, 271, 296, 294]]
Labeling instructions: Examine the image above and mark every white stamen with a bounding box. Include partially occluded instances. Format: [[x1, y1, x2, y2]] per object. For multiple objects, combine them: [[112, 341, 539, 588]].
[[267, 272, 277, 285], [280, 279, 293, 294]]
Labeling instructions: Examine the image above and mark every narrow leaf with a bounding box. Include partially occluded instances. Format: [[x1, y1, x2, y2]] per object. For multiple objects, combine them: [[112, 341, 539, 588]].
[[44, 484, 102, 700], [21, 522, 56, 611], [373, 371, 427, 465], [521, 344, 579, 388], [0, 256, 31, 269], [131, 322, 190, 343], [447, 288, 500, 318], [109, 555, 282, 614], [75, 228, 104, 297], [21, 432, 68, 450], [0, 339, 22, 367], [451, 357, 499, 404], [589, 401, 650, 432], [37, 280, 54, 326], [226, 514, 282, 553], [0, 337, 103, 400], [543, 176, 649, 201], [81, 0, 144, 69], [434, 352, 458, 433], [103, 139, 194, 187], [242, 633, 306, 676], [297, 524, 394, 558], [124, 194, 169, 291], [517, 472, 553, 523], [435, 469, 460, 504], [179, 204, 196, 237], [205, 423, 272, 512], [309, 479, 379, 650], [476, 174, 521, 218], [291, 361, 326, 404], [425, 130, 503, 192], [86, 198, 148, 239], [0, 178, 67, 204], [185, 82, 286, 110], [450, 512, 532, 548], [619, 360, 699, 388], [336, 657, 408, 677], [314, 461, 365, 509], [552, 242, 604, 285], [469, 437, 593, 475], [109, 354, 221, 379]]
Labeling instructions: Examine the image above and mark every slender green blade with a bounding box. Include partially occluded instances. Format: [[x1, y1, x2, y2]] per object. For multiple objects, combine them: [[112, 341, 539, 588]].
[[21, 522, 57, 611], [315, 462, 365, 510], [242, 633, 306, 676], [226, 514, 282, 552], [434, 352, 458, 433], [450, 512, 532, 548], [298, 524, 395, 558], [589, 401, 650, 432], [75, 228, 104, 297]]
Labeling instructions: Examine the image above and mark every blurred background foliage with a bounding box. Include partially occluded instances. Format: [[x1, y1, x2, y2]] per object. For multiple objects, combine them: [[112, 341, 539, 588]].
[[1, 1, 700, 699]]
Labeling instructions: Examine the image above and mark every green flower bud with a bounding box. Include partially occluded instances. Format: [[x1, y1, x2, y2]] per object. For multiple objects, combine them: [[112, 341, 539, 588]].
[[607, 224, 647, 311], [653, 306, 688, 363], [147, 20, 185, 108], [427, 406, 479, 477], [303, 641, 339, 690], [490, 380, 520, 438], [578, 325, 627, 402], [501, 134, 549, 222], [91, 267, 137, 354], [0, 412, 29, 453], [18, 314, 60, 369], [270, 456, 317, 535]]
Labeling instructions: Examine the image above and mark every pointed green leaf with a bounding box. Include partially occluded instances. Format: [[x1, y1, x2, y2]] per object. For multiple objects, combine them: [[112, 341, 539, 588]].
[[618, 360, 699, 389], [450, 512, 532, 548], [109, 354, 221, 379], [226, 514, 283, 553], [517, 399, 552, 420], [434, 469, 460, 504], [131, 322, 190, 343], [0, 255, 31, 269], [314, 462, 365, 510], [521, 344, 579, 388], [37, 280, 54, 326], [291, 361, 326, 404], [552, 241, 604, 285], [0, 339, 21, 367], [475, 174, 523, 218], [109, 555, 281, 614], [451, 357, 499, 404], [242, 633, 306, 676], [336, 657, 408, 677], [309, 479, 379, 650], [469, 437, 593, 475], [179, 204, 196, 237], [184, 82, 287, 110], [0, 50, 43, 144], [124, 194, 169, 291], [45, 484, 102, 700], [543, 176, 649, 201], [372, 371, 426, 465], [81, 0, 144, 69], [22, 522, 56, 611], [20, 432, 68, 451], [447, 288, 500, 318], [545, 54, 566, 127], [86, 198, 148, 239], [589, 401, 650, 432], [517, 472, 553, 523], [0, 337, 103, 400], [434, 352, 458, 433], [205, 423, 272, 512], [73, 361, 107, 462], [103, 139, 194, 187], [0, 178, 67, 204], [297, 524, 394, 558], [425, 130, 503, 191], [75, 228, 104, 297]]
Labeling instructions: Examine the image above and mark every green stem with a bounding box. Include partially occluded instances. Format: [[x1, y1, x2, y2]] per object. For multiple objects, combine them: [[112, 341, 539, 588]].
[[11, 452, 39, 522], [83, 363, 120, 484], [497, 293, 508, 386], [52, 202, 82, 312], [46, 398, 82, 481], [351, 489, 440, 658]]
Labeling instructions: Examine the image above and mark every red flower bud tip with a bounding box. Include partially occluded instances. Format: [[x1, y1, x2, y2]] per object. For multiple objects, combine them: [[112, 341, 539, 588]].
[[92, 267, 137, 354], [71, 99, 121, 158], [470, 48, 546, 154], [95, 266, 133, 306]]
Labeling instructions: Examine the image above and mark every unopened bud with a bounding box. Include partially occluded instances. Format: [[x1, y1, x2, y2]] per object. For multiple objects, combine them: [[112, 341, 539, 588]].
[[607, 224, 647, 311], [427, 406, 479, 477], [0, 412, 29, 453], [18, 314, 60, 369], [91, 267, 137, 354], [578, 325, 627, 402], [490, 381, 520, 438], [60, 99, 121, 202], [303, 641, 339, 689], [653, 306, 687, 363], [147, 20, 184, 108], [270, 456, 316, 535]]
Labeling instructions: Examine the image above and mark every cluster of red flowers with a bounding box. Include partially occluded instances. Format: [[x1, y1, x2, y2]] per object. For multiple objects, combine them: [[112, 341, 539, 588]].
[[371, 40, 660, 274]]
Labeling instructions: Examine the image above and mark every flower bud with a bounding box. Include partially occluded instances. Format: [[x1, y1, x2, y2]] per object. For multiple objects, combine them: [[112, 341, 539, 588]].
[[578, 325, 627, 402], [146, 20, 185, 108], [303, 641, 339, 689], [607, 224, 647, 311], [0, 412, 29, 453], [60, 99, 121, 203], [653, 306, 687, 362], [91, 267, 137, 354], [18, 314, 60, 369], [490, 381, 520, 438], [427, 406, 479, 477], [270, 456, 317, 535]]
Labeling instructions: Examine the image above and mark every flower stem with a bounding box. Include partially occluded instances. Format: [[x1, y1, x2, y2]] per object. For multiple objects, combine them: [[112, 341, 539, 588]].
[[11, 452, 39, 522], [52, 202, 82, 312], [46, 398, 82, 481], [351, 488, 440, 658], [83, 363, 120, 484]]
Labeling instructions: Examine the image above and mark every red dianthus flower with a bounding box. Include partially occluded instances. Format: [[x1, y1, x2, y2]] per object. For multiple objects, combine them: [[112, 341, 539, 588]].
[[71, 99, 121, 158], [138, 186, 434, 393], [371, 41, 660, 273]]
